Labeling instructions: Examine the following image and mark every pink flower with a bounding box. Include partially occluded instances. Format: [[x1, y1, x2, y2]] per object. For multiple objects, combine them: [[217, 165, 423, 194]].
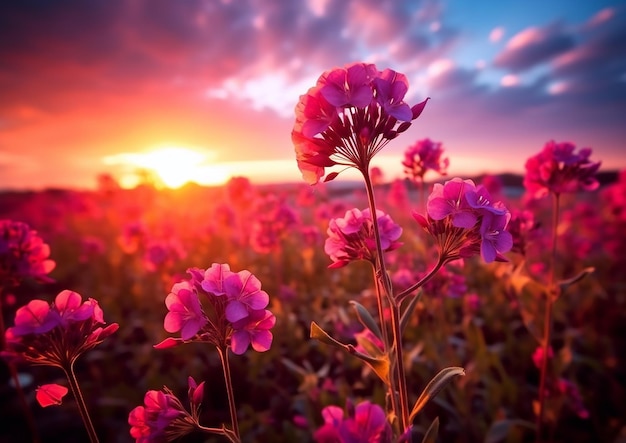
[[36, 383, 68, 407], [427, 178, 478, 228], [129, 387, 196, 442], [164, 282, 207, 340], [292, 62, 428, 184], [418, 177, 513, 263], [402, 138, 449, 182], [479, 213, 513, 263], [4, 290, 118, 368], [524, 141, 601, 199], [230, 309, 276, 355], [314, 400, 392, 443], [325, 208, 402, 268], [222, 270, 270, 323], [158, 265, 275, 354], [0, 219, 55, 287]]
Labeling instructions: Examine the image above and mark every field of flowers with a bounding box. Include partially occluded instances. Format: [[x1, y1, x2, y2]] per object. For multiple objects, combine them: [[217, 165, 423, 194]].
[[1, 63, 625, 443]]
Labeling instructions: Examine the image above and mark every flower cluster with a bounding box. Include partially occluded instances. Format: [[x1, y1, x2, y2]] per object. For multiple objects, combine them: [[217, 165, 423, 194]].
[[3, 290, 118, 368], [249, 194, 299, 254], [325, 208, 402, 268], [292, 62, 428, 184], [414, 178, 513, 263], [524, 141, 601, 199], [402, 138, 449, 182], [314, 400, 392, 443], [156, 264, 276, 355], [0, 219, 55, 288], [129, 377, 205, 442]]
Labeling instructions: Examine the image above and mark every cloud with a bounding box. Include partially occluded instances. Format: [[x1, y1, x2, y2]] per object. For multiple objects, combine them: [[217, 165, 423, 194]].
[[489, 27, 505, 43], [493, 23, 575, 72]]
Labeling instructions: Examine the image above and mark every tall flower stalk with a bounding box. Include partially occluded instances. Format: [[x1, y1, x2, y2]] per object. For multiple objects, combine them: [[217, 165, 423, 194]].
[[523, 141, 600, 442], [150, 264, 276, 443], [295, 62, 512, 440]]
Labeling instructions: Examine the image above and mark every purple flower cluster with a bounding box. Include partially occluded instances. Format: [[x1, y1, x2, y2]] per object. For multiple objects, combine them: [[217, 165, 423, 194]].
[[402, 138, 449, 182], [0, 219, 55, 287], [292, 62, 428, 184], [524, 140, 601, 199], [4, 290, 118, 367], [414, 178, 513, 263], [314, 400, 392, 443], [325, 208, 402, 268], [156, 264, 275, 355], [129, 377, 204, 442]]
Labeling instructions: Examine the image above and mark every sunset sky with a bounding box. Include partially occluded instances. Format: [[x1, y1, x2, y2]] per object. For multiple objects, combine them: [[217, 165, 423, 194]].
[[1, 0, 625, 190]]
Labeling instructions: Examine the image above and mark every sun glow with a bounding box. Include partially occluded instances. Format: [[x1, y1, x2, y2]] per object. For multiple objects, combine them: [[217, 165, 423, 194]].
[[103, 146, 231, 188]]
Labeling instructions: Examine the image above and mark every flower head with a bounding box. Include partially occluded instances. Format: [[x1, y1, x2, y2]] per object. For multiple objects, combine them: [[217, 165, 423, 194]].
[[4, 290, 118, 368], [402, 138, 449, 182], [293, 62, 429, 184], [0, 220, 55, 288], [415, 177, 512, 263], [524, 141, 601, 199], [157, 264, 275, 354], [325, 208, 402, 268], [129, 386, 199, 443], [314, 400, 392, 443]]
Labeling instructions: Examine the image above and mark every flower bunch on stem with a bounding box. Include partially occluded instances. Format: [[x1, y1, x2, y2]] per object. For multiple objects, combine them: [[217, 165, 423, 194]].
[[3, 290, 119, 443], [295, 62, 513, 441], [523, 141, 600, 442], [149, 264, 276, 442]]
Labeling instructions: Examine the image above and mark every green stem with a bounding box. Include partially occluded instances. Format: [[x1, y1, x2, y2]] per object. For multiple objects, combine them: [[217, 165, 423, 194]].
[[217, 346, 240, 441], [64, 361, 99, 443], [362, 170, 409, 433], [536, 192, 560, 443]]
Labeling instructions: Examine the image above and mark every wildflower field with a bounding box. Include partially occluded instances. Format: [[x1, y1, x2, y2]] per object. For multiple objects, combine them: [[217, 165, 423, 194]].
[[1, 63, 625, 443]]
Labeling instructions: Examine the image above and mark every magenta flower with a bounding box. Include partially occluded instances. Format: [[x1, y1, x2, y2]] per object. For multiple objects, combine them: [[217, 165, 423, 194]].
[[402, 138, 449, 182], [0, 219, 55, 288], [157, 265, 275, 354], [325, 208, 402, 268], [479, 212, 513, 263], [4, 290, 118, 368], [129, 387, 197, 443], [427, 178, 478, 228], [292, 62, 429, 184], [164, 282, 207, 340], [524, 140, 601, 199], [230, 308, 276, 355], [415, 177, 513, 263], [314, 400, 392, 443]]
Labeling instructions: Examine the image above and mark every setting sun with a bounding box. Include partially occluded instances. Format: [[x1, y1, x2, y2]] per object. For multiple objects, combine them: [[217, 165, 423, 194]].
[[103, 146, 231, 188]]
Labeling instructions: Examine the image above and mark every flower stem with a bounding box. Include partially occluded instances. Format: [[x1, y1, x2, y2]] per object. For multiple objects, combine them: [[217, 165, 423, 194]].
[[536, 192, 560, 443], [362, 170, 409, 433], [396, 256, 445, 304], [64, 361, 99, 443], [217, 346, 241, 442]]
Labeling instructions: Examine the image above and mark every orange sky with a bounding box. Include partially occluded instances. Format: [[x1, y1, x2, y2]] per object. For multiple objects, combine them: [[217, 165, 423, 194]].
[[1, 1, 624, 190]]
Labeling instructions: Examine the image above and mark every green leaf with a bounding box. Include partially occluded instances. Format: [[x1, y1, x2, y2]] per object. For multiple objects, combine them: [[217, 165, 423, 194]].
[[350, 300, 383, 342], [347, 345, 390, 384], [310, 322, 390, 384], [557, 267, 594, 294], [310, 321, 350, 351], [484, 419, 535, 443], [421, 417, 439, 443], [355, 332, 385, 358], [409, 367, 465, 422], [400, 290, 423, 332]]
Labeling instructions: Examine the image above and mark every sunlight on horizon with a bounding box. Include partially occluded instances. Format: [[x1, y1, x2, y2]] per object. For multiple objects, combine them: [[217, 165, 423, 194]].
[[102, 146, 231, 189]]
